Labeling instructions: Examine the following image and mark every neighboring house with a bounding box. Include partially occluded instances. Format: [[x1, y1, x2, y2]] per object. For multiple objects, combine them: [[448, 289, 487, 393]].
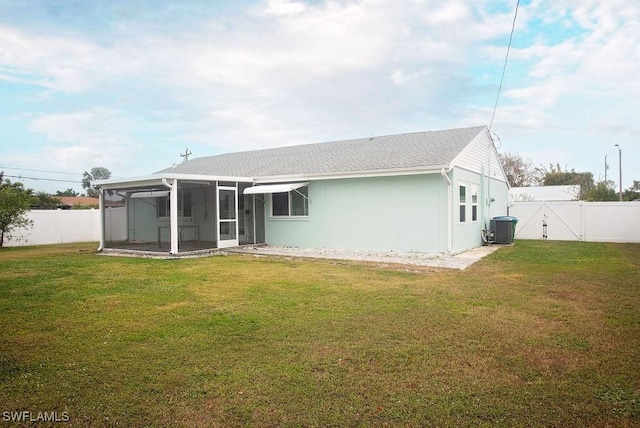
[[93, 125, 510, 255], [56, 196, 100, 209], [510, 185, 580, 202], [55, 196, 124, 209]]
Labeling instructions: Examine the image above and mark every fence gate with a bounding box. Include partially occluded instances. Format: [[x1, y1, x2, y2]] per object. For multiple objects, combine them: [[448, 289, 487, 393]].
[[510, 201, 640, 243]]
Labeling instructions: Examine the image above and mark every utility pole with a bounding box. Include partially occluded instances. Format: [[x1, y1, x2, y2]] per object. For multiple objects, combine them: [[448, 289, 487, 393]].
[[614, 144, 622, 201], [604, 155, 608, 183]]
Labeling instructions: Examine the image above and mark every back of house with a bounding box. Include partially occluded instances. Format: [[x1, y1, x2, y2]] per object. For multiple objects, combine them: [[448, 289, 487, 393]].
[[93, 125, 509, 255]]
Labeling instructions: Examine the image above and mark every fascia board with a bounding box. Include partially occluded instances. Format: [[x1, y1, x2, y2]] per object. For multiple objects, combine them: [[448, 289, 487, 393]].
[[92, 166, 450, 189], [93, 173, 255, 189], [253, 165, 447, 184]]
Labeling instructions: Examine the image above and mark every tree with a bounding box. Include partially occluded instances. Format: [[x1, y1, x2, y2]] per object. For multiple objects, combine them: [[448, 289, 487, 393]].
[[0, 173, 34, 247], [31, 192, 61, 209], [56, 188, 79, 197], [583, 182, 618, 201], [536, 163, 594, 199], [623, 180, 640, 201], [82, 167, 111, 197], [498, 152, 539, 187]]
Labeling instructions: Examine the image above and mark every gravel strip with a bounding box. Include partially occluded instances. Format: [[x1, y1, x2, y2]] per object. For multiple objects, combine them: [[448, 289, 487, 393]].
[[229, 245, 502, 270]]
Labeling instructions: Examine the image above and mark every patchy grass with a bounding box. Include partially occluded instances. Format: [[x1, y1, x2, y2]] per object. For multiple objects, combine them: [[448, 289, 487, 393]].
[[0, 241, 638, 427]]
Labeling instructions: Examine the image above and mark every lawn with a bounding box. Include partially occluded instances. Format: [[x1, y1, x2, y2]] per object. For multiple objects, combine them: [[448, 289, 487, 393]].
[[0, 241, 638, 427]]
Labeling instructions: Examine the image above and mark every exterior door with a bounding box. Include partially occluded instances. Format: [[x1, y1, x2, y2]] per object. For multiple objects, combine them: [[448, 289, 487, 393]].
[[217, 186, 238, 248]]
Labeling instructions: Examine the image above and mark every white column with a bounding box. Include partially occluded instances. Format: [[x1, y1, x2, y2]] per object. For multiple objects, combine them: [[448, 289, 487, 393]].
[[441, 168, 453, 254], [170, 180, 179, 254], [98, 188, 105, 251]]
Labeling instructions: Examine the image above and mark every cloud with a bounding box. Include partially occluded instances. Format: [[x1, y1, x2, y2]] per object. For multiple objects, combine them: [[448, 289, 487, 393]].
[[262, 0, 307, 16], [0, 25, 99, 92], [29, 108, 134, 147], [1, 0, 639, 190], [24, 107, 143, 180]]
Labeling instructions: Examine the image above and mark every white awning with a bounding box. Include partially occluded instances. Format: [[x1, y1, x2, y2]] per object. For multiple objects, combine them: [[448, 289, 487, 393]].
[[243, 182, 309, 195], [130, 190, 170, 198]]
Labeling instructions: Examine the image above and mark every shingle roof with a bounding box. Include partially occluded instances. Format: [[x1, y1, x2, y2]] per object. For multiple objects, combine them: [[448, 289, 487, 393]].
[[56, 196, 99, 207], [158, 125, 486, 178]]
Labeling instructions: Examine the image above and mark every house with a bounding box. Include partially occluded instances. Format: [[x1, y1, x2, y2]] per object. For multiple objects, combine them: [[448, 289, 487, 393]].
[[56, 196, 100, 209], [55, 196, 124, 210], [510, 185, 580, 202], [93, 125, 510, 255]]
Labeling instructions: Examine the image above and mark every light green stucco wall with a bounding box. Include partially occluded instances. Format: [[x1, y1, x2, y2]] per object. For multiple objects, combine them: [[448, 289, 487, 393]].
[[264, 174, 449, 253], [451, 167, 509, 253]]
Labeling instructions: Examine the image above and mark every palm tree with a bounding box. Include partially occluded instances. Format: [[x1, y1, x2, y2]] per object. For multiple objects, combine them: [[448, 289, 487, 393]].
[[82, 167, 111, 197]]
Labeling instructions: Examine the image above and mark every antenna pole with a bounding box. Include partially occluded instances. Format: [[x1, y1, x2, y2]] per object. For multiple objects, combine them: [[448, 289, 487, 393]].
[[180, 148, 192, 163]]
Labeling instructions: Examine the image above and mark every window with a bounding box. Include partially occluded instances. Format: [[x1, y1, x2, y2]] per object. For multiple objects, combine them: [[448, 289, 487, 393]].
[[272, 192, 289, 216], [459, 185, 466, 222], [471, 187, 478, 221], [291, 186, 308, 216], [272, 187, 308, 217], [157, 190, 192, 218]]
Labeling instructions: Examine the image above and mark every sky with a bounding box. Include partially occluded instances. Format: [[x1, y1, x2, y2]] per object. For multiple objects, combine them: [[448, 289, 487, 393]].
[[0, 0, 638, 195]]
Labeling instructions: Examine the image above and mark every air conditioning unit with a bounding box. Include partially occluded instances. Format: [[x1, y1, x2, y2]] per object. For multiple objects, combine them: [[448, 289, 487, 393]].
[[490, 217, 516, 244]]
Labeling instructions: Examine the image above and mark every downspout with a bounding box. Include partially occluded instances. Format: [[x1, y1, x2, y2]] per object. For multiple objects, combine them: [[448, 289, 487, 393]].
[[487, 130, 498, 220], [162, 178, 179, 254], [97, 187, 105, 252], [440, 168, 453, 254]]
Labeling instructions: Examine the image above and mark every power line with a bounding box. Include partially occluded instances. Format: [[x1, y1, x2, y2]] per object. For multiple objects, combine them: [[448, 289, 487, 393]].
[[489, 0, 520, 131], [0, 166, 83, 176], [2, 174, 81, 184]]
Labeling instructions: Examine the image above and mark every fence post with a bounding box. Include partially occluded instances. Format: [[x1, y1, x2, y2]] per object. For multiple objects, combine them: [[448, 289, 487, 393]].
[[580, 201, 586, 241], [56, 208, 62, 244]]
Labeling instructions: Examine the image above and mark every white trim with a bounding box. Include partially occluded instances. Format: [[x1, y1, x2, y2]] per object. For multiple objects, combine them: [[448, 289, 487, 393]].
[[98, 188, 105, 251], [270, 186, 309, 218], [254, 165, 448, 183], [168, 179, 179, 254], [130, 190, 170, 199], [471, 186, 478, 222], [217, 185, 239, 248], [459, 184, 467, 223], [92, 166, 450, 190], [244, 182, 309, 195], [92, 173, 253, 190], [440, 168, 453, 254]]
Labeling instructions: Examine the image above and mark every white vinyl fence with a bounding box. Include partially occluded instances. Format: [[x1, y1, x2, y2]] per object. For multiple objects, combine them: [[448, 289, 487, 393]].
[[5, 204, 639, 247], [4, 209, 102, 247], [510, 201, 640, 243]]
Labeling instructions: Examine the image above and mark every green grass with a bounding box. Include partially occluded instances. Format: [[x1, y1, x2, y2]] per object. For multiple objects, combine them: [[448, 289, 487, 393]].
[[0, 241, 639, 427]]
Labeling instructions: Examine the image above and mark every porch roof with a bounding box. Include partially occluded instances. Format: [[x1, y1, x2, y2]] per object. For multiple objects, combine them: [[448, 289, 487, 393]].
[[93, 172, 254, 190]]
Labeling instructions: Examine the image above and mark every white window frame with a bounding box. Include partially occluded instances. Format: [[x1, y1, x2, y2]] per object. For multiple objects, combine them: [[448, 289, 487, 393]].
[[471, 186, 478, 222], [459, 184, 467, 223], [271, 187, 309, 217]]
